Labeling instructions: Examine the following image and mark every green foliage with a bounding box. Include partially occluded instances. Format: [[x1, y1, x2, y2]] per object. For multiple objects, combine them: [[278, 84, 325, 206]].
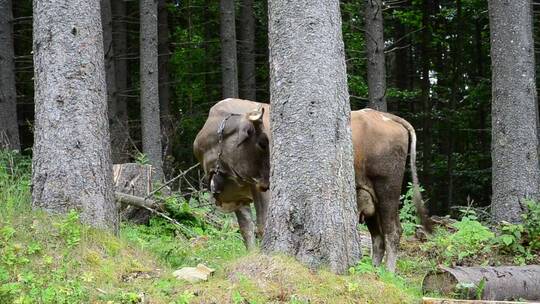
[[422, 211, 494, 264], [135, 152, 150, 165], [399, 183, 425, 236], [522, 200, 540, 251], [493, 200, 540, 264]]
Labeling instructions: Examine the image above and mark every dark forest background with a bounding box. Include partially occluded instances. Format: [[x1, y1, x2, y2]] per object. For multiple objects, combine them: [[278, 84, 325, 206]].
[[11, 0, 535, 215]]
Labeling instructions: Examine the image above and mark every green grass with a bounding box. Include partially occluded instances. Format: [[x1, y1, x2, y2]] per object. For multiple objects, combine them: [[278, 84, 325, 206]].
[[0, 151, 440, 303]]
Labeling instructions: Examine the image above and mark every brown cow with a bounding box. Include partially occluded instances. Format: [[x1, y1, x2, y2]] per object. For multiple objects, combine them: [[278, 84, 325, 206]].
[[193, 98, 270, 250], [351, 108, 431, 272]]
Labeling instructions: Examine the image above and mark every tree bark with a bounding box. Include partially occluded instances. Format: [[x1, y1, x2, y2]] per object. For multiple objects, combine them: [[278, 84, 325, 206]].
[[220, 0, 238, 98], [32, 0, 118, 232], [489, 0, 540, 223], [262, 0, 361, 274], [111, 0, 130, 163], [140, 0, 164, 181], [0, 0, 21, 151], [423, 265, 540, 301], [238, 0, 256, 101], [365, 0, 387, 112]]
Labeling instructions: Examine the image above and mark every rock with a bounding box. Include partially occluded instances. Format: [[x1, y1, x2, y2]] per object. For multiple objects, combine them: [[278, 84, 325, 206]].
[[173, 264, 215, 283]]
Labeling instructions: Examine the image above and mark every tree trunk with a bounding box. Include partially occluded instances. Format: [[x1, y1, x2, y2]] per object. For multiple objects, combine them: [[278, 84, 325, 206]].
[[140, 0, 164, 181], [489, 0, 540, 223], [0, 0, 21, 151], [32, 0, 118, 232], [238, 0, 256, 101], [220, 0, 238, 98], [158, 0, 173, 176], [158, 0, 170, 118], [423, 265, 540, 301], [111, 0, 130, 163], [420, 0, 432, 196], [101, 0, 124, 164], [365, 0, 386, 112], [262, 0, 361, 274]]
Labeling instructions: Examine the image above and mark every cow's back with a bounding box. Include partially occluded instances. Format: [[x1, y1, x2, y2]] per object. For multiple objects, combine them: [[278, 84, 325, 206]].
[[351, 109, 408, 181]]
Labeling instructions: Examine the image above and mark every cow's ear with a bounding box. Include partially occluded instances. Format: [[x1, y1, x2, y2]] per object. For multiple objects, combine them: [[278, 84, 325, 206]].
[[247, 106, 264, 122], [237, 122, 255, 146]]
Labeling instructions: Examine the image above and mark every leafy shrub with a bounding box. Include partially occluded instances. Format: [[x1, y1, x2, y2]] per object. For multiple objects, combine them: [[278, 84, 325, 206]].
[[422, 212, 494, 264], [400, 183, 425, 236]]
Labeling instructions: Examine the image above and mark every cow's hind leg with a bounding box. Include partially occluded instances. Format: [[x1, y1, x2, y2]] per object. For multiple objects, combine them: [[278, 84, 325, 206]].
[[366, 215, 385, 267], [235, 205, 256, 250], [373, 178, 403, 273]]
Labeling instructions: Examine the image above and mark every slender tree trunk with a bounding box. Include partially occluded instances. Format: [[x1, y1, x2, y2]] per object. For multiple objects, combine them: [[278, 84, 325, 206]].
[[158, 0, 170, 118], [111, 0, 130, 163], [220, 0, 238, 98], [140, 0, 164, 181], [158, 0, 173, 175], [101, 0, 123, 164], [238, 0, 256, 101], [365, 0, 386, 111], [394, 14, 410, 91], [32, 0, 118, 231], [488, 0, 540, 223], [420, 0, 432, 195], [262, 0, 361, 274], [0, 0, 21, 151]]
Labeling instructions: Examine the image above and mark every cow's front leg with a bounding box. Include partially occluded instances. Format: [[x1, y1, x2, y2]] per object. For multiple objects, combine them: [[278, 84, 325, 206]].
[[251, 185, 269, 239], [235, 205, 256, 250]]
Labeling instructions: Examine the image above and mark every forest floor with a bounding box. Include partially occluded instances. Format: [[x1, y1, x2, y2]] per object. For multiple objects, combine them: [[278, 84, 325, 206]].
[[1, 152, 538, 303]]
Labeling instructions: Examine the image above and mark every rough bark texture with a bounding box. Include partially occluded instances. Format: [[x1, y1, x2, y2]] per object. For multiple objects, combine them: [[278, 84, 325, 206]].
[[423, 265, 540, 301], [238, 0, 256, 101], [140, 0, 165, 181], [220, 0, 238, 98], [0, 0, 21, 151], [488, 0, 540, 223], [111, 0, 130, 162], [365, 0, 387, 112], [32, 0, 118, 232], [101, 0, 124, 164], [262, 0, 361, 274]]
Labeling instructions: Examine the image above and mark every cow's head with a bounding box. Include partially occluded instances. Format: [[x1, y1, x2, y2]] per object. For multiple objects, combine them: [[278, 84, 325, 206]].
[[212, 106, 269, 195], [234, 106, 270, 192]]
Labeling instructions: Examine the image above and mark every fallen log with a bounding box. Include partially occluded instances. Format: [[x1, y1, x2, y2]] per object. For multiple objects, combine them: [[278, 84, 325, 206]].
[[423, 265, 540, 301], [422, 297, 534, 304], [114, 192, 162, 210], [113, 163, 154, 223]]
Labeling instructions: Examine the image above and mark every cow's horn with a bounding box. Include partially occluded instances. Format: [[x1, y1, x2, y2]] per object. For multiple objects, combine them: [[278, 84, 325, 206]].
[[248, 106, 264, 121]]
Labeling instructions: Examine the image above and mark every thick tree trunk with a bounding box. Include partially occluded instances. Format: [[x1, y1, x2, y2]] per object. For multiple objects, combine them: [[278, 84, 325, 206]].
[[423, 265, 540, 301], [365, 0, 386, 112], [32, 0, 118, 232], [111, 0, 130, 163], [140, 0, 164, 181], [262, 0, 361, 274], [238, 0, 256, 101], [489, 0, 540, 223], [0, 0, 21, 151], [220, 0, 238, 98]]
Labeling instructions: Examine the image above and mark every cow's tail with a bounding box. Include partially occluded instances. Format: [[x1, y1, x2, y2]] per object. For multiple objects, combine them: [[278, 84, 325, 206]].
[[383, 113, 433, 233]]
